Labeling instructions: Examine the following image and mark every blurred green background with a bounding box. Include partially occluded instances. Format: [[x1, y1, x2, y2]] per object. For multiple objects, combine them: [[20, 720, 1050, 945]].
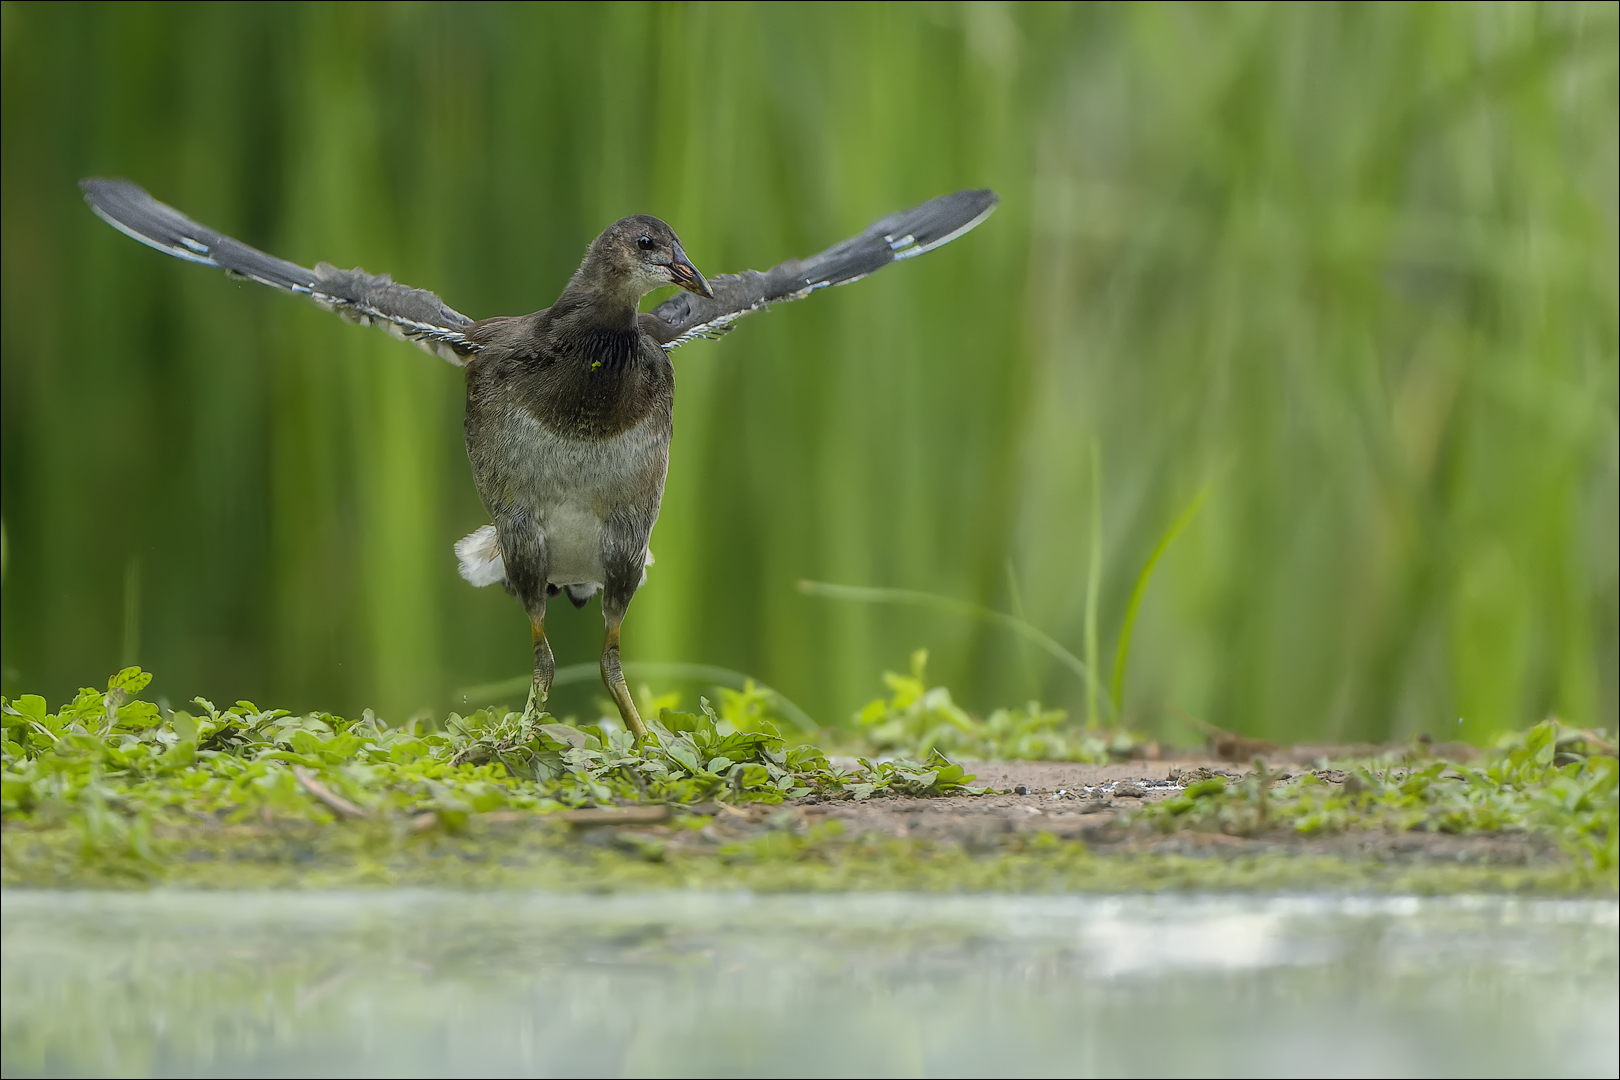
[[1, 2, 1615, 744]]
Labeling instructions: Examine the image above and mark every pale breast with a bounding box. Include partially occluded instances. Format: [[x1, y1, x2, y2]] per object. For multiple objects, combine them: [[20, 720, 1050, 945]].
[[497, 410, 669, 587], [541, 500, 608, 586]]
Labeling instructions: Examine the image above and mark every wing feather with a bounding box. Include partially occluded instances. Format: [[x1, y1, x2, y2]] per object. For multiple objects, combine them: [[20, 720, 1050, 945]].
[[80, 178, 479, 365], [645, 189, 999, 348]]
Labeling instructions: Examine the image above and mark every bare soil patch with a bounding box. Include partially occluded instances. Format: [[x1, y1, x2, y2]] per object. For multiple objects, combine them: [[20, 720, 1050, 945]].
[[772, 759, 1564, 868]]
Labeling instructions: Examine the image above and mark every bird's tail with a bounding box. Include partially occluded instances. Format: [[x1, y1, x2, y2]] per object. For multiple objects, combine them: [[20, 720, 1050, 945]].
[[455, 525, 507, 587]]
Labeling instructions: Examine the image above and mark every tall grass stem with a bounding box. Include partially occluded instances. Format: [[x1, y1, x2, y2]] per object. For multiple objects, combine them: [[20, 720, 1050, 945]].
[[1109, 484, 1211, 717], [1085, 441, 1102, 728], [799, 580, 1113, 718]]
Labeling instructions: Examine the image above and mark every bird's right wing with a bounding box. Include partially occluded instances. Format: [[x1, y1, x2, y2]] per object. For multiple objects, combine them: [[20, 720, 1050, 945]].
[[643, 189, 999, 349], [80, 178, 478, 365]]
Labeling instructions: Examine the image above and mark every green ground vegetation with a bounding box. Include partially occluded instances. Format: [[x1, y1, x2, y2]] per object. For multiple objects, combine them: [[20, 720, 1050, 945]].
[[851, 649, 1139, 762], [3, 669, 1614, 893], [1137, 727, 1617, 871], [0, 668, 985, 828]]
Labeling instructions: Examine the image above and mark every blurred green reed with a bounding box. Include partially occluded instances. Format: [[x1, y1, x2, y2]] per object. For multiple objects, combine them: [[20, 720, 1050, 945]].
[[1, 3, 1614, 744]]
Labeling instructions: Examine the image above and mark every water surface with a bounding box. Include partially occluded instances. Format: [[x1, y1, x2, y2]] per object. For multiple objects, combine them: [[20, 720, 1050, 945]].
[[3, 890, 1615, 1077]]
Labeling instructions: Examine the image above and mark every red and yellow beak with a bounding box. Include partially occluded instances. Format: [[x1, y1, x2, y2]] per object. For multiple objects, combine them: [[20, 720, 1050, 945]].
[[668, 243, 714, 298]]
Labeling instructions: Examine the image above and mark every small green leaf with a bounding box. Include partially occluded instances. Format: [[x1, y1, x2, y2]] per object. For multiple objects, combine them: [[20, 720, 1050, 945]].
[[170, 711, 199, 744], [537, 723, 587, 748], [1184, 777, 1228, 799], [665, 742, 700, 774], [108, 667, 153, 695], [6, 695, 48, 724], [114, 700, 162, 731]]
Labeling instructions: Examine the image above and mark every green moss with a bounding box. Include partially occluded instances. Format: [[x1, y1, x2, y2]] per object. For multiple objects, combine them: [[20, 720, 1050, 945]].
[[3, 816, 1609, 895]]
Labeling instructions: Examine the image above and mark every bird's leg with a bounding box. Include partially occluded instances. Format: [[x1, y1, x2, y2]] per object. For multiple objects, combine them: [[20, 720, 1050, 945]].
[[522, 607, 554, 723], [599, 615, 647, 744]]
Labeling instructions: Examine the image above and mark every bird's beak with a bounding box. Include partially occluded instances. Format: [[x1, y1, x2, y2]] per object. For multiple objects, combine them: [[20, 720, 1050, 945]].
[[668, 244, 714, 299]]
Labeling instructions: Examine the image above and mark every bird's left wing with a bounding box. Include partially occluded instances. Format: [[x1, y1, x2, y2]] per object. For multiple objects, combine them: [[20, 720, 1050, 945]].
[[642, 189, 999, 349], [80, 178, 478, 365]]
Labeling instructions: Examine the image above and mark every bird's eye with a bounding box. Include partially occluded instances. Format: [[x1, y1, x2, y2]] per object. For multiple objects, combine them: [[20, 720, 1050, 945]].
[[636, 236, 656, 251]]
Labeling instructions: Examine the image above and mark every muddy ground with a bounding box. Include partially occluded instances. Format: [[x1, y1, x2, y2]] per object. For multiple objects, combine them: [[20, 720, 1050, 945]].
[[682, 759, 1564, 867], [4, 755, 1581, 892]]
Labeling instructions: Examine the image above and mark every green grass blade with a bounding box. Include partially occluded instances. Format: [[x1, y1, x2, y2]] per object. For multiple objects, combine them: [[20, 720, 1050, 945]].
[[798, 580, 1112, 716], [1110, 482, 1212, 716], [1085, 441, 1102, 728]]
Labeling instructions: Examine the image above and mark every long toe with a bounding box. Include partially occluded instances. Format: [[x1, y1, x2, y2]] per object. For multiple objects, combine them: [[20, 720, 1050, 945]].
[[520, 683, 547, 723]]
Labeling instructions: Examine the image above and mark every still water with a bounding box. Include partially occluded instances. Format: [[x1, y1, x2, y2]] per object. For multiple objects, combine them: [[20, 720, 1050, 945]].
[[2, 890, 1615, 1078]]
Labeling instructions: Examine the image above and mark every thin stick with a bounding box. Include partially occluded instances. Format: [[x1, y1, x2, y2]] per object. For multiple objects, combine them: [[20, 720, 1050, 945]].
[[293, 765, 368, 820]]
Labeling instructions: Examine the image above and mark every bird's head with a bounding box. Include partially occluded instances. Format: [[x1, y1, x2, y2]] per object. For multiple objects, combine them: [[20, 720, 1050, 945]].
[[586, 215, 714, 302]]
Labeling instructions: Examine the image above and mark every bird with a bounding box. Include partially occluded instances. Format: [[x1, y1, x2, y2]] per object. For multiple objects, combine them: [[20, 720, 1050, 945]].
[[80, 178, 1000, 740]]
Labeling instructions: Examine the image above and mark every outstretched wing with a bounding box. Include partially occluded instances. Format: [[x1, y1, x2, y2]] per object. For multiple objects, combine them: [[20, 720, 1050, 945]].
[[643, 188, 999, 349], [80, 178, 478, 365]]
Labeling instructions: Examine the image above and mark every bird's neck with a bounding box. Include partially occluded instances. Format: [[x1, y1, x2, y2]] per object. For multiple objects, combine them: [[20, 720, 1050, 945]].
[[544, 286, 646, 375], [561, 261, 646, 331], [552, 285, 638, 335]]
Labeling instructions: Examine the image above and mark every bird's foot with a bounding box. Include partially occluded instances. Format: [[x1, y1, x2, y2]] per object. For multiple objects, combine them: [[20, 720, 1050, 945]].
[[600, 622, 648, 747], [519, 682, 548, 725], [606, 679, 648, 747]]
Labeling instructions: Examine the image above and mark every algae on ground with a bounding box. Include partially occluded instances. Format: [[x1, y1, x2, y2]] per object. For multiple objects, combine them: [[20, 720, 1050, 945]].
[[3, 813, 1607, 896]]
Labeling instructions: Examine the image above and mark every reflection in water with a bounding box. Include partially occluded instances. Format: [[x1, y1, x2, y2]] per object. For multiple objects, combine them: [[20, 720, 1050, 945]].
[[2, 891, 1616, 1078]]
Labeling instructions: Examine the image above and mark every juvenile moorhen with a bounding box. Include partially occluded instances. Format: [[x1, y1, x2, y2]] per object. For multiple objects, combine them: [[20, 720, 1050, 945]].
[[80, 178, 999, 738]]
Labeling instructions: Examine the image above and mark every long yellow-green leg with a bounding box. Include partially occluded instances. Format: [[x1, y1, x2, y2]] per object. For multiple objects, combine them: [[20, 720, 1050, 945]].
[[522, 611, 554, 722], [600, 618, 647, 743]]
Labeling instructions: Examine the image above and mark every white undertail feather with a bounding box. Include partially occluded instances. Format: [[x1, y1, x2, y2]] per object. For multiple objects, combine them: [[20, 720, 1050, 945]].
[[455, 525, 507, 587], [453, 524, 654, 590]]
